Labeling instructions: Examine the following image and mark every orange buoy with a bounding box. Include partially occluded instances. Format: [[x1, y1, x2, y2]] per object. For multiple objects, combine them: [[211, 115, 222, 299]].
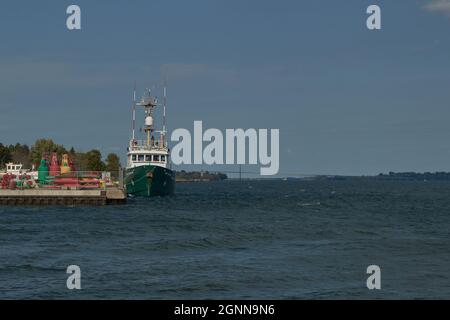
[[60, 154, 71, 174]]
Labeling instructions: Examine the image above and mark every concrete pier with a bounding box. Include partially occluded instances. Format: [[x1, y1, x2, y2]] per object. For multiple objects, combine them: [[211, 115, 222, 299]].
[[0, 188, 127, 206]]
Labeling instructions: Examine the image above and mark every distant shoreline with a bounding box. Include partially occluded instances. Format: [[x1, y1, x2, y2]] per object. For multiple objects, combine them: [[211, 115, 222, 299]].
[[175, 171, 227, 183], [187, 172, 450, 182]]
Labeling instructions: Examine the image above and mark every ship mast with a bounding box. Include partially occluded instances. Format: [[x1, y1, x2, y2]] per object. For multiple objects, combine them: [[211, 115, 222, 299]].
[[132, 81, 136, 141], [163, 84, 167, 147], [136, 89, 157, 147], [126, 83, 171, 172], [130, 84, 167, 150]]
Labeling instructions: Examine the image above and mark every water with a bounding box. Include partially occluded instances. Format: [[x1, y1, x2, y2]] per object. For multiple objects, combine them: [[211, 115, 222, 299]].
[[1, 179, 449, 299]]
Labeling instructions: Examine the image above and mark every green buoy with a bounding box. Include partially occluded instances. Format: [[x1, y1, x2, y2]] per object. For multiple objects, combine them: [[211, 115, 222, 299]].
[[38, 159, 49, 184]]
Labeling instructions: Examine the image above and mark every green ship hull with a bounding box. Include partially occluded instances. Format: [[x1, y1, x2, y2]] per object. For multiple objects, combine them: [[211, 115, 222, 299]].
[[125, 165, 175, 197]]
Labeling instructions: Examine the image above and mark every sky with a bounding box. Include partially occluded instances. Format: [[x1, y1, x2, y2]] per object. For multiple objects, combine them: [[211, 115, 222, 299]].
[[1, 0, 450, 176]]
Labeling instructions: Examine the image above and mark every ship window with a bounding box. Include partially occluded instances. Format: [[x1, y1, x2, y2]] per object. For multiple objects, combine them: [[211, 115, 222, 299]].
[[161, 155, 166, 162], [138, 154, 145, 162], [153, 155, 160, 162], [132, 155, 137, 161], [145, 155, 151, 161]]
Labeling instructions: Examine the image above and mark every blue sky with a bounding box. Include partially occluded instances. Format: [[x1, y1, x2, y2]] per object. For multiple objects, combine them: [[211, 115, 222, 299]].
[[1, 0, 450, 176]]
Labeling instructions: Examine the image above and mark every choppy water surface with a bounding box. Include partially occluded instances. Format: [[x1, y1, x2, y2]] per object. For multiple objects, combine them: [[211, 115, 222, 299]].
[[1, 179, 449, 299]]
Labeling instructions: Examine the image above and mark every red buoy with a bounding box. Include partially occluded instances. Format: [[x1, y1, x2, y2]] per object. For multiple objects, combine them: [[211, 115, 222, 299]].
[[49, 153, 60, 176]]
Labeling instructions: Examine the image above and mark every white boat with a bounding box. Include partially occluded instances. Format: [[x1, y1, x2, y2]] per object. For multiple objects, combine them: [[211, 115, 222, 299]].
[[0, 162, 38, 181]]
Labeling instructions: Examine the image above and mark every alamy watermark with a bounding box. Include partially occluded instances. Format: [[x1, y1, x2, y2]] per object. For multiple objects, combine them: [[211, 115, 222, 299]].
[[171, 121, 280, 176], [367, 5, 382, 30], [66, 4, 382, 31], [66, 265, 81, 290], [64, 264, 382, 291], [366, 265, 381, 290], [66, 5, 81, 30]]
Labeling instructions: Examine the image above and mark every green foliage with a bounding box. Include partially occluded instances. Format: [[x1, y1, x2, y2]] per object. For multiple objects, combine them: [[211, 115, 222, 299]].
[[83, 150, 106, 171], [9, 143, 31, 168], [30, 139, 67, 167], [2, 139, 120, 173], [175, 170, 227, 181], [0, 143, 12, 169], [106, 153, 121, 173]]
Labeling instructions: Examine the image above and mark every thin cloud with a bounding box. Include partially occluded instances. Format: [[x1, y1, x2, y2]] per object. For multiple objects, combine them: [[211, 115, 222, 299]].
[[0, 124, 8, 132], [160, 63, 238, 82], [0, 60, 135, 93], [423, 0, 450, 16]]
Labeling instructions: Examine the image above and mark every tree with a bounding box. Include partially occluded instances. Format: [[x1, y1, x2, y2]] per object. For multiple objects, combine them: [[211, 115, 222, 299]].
[[29, 139, 67, 166], [0, 143, 12, 169], [10, 143, 31, 169], [106, 153, 121, 173], [84, 150, 106, 171]]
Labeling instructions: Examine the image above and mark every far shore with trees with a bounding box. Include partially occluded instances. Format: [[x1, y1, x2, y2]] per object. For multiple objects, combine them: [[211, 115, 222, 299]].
[[176, 170, 227, 182], [0, 139, 228, 181], [0, 139, 121, 173]]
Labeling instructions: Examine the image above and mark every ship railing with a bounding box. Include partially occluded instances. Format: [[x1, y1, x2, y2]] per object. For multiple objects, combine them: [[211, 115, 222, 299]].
[[129, 140, 168, 151]]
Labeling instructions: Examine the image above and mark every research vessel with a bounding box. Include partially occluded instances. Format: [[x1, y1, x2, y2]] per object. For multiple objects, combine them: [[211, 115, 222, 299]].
[[124, 86, 175, 196]]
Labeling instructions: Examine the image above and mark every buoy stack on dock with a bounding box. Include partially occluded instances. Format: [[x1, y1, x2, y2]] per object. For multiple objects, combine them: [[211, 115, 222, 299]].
[[0, 153, 126, 206], [38, 159, 49, 184], [60, 154, 71, 175], [1, 173, 37, 190], [49, 153, 60, 177]]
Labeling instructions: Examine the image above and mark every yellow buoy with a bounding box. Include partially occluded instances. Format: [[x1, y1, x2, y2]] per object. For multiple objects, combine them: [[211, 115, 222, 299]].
[[60, 154, 71, 174]]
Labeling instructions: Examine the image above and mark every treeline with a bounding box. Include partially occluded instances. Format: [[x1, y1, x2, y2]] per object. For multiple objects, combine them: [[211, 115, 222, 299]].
[[0, 139, 121, 172], [176, 170, 227, 181], [377, 171, 450, 181]]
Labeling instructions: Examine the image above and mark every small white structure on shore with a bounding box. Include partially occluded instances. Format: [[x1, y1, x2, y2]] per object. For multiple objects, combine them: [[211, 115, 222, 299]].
[[0, 163, 38, 181], [5, 163, 25, 175]]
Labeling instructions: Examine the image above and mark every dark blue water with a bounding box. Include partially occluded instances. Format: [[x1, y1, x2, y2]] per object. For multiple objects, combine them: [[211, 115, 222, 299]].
[[1, 179, 449, 299]]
